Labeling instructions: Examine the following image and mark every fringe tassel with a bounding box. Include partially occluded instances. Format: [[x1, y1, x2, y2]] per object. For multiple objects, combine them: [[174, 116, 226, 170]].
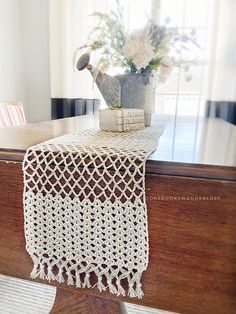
[[136, 282, 144, 299], [39, 264, 46, 280], [116, 278, 126, 296], [29, 261, 144, 299], [134, 272, 144, 299], [47, 266, 55, 282], [67, 271, 74, 285], [30, 263, 39, 279], [83, 273, 91, 288], [75, 271, 81, 288], [107, 279, 118, 295], [56, 267, 65, 283], [97, 276, 106, 292], [127, 272, 144, 299], [128, 282, 137, 298]]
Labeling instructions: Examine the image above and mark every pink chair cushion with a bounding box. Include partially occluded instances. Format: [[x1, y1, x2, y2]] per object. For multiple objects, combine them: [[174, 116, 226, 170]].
[[0, 102, 26, 127]]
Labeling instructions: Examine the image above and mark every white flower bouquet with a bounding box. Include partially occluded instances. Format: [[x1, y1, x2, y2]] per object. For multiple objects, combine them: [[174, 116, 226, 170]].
[[74, 0, 199, 83]]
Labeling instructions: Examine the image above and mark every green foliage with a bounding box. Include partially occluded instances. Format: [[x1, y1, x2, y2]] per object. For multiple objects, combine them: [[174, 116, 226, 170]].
[[145, 58, 162, 71], [110, 103, 122, 109]]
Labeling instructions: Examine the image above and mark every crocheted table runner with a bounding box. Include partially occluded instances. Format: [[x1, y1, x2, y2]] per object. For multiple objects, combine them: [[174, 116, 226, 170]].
[[23, 120, 167, 299]]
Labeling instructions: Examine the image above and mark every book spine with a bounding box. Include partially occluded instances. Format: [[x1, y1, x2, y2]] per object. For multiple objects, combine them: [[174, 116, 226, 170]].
[[116, 116, 144, 124], [116, 109, 144, 118], [122, 116, 144, 124], [122, 123, 145, 131]]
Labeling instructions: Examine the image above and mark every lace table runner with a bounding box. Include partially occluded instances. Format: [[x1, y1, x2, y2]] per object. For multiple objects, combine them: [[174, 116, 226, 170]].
[[23, 119, 167, 298]]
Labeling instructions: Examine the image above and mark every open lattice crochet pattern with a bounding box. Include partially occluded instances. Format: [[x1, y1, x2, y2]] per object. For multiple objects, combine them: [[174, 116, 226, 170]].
[[23, 122, 167, 298]]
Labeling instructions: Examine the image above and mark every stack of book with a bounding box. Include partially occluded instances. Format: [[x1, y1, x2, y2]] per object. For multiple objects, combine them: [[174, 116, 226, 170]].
[[99, 108, 145, 132]]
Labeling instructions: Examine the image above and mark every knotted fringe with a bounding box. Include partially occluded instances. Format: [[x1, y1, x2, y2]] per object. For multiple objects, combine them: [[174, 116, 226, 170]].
[[75, 270, 82, 288], [47, 266, 55, 282], [39, 264, 46, 279], [67, 271, 74, 285], [107, 278, 118, 295], [30, 261, 144, 299], [56, 267, 65, 283], [127, 272, 144, 299], [82, 273, 91, 288], [97, 276, 106, 292], [30, 263, 40, 279], [116, 278, 126, 296]]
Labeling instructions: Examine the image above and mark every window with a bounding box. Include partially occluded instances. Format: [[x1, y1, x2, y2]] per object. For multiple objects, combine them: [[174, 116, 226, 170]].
[[110, 0, 215, 119], [155, 0, 215, 119]]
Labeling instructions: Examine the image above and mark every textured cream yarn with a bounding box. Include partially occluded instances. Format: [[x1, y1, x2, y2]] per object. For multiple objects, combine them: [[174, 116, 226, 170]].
[[23, 122, 167, 298]]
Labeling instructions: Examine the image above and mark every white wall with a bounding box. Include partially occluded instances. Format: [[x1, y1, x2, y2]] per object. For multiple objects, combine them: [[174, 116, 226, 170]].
[[0, 0, 25, 104], [0, 0, 51, 123], [21, 0, 51, 122]]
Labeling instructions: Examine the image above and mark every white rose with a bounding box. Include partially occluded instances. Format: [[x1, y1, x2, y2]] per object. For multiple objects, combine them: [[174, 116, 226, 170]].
[[159, 57, 173, 83], [123, 30, 155, 70]]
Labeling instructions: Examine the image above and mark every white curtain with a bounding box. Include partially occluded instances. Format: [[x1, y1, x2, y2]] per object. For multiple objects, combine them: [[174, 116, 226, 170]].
[[208, 0, 236, 102], [49, 0, 108, 100]]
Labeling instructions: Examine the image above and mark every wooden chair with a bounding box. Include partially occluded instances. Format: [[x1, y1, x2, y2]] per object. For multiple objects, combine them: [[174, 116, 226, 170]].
[[0, 101, 26, 127]]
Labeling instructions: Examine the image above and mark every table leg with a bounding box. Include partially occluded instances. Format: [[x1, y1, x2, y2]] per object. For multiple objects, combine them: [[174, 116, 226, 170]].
[[50, 287, 123, 314]]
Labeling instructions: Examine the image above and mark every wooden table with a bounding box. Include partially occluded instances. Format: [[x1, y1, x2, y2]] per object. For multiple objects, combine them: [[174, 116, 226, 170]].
[[0, 115, 235, 314]]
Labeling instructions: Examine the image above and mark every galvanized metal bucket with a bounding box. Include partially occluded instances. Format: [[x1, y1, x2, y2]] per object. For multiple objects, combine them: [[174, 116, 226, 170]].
[[116, 74, 156, 126]]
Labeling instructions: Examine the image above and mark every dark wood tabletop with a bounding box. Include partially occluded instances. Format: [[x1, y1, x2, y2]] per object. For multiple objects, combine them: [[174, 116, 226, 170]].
[[0, 115, 235, 180]]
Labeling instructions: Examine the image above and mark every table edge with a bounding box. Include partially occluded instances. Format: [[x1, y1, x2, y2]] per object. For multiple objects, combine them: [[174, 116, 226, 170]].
[[0, 149, 235, 181]]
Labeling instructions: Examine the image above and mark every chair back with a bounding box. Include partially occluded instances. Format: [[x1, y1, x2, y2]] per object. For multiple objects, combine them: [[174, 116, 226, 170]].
[[0, 101, 26, 127]]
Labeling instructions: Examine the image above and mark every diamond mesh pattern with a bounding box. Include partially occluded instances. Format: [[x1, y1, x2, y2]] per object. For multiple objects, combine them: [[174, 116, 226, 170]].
[[23, 126, 166, 298]]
